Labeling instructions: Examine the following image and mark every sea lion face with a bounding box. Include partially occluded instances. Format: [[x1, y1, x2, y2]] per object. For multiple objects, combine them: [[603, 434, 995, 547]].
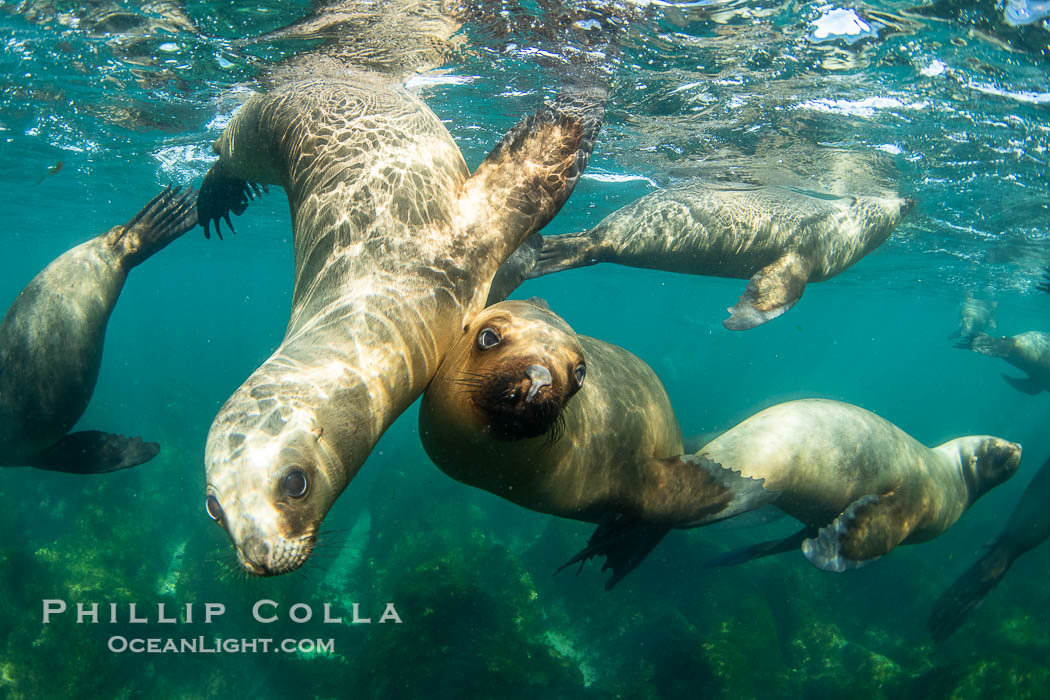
[[204, 404, 344, 576], [443, 299, 586, 442], [961, 436, 1022, 498]]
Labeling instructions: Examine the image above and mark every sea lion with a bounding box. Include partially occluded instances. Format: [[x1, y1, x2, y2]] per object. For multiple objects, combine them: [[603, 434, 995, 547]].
[[949, 292, 997, 340], [419, 298, 772, 588], [0, 185, 197, 472], [509, 180, 912, 328], [928, 453, 1050, 641], [955, 331, 1050, 394], [197, 76, 602, 576], [691, 399, 1021, 571]]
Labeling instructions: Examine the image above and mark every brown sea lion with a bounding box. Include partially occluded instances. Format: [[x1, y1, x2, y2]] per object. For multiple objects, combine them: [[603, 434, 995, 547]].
[[955, 331, 1050, 394], [0, 185, 197, 472], [197, 75, 602, 576], [419, 298, 773, 588], [503, 180, 912, 328], [695, 399, 1021, 572]]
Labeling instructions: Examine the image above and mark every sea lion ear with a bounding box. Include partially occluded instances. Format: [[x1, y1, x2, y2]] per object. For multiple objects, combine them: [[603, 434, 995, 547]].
[[525, 297, 551, 311], [461, 92, 604, 252], [310, 425, 323, 440]]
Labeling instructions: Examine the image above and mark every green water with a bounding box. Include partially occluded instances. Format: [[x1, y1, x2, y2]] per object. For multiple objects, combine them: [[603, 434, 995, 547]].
[[1, 1, 1049, 698]]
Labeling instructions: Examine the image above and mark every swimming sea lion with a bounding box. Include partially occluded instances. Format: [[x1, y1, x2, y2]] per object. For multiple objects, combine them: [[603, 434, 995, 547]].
[[949, 292, 996, 340], [516, 180, 913, 329], [693, 399, 1021, 571], [419, 298, 772, 588], [928, 453, 1050, 641], [197, 76, 602, 576], [0, 185, 197, 472], [955, 331, 1050, 394]]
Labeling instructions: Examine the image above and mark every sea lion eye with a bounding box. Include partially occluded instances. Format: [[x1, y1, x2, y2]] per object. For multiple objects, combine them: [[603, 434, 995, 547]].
[[477, 327, 501, 350], [205, 494, 224, 522], [283, 469, 309, 498], [574, 364, 586, 387]]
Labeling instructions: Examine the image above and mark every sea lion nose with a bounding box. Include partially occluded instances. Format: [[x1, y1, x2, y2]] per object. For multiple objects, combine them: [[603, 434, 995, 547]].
[[241, 531, 270, 572], [525, 365, 552, 402]]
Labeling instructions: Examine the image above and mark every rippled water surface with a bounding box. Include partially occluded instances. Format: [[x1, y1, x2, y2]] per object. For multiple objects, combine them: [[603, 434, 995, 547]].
[[1, 1, 1049, 698]]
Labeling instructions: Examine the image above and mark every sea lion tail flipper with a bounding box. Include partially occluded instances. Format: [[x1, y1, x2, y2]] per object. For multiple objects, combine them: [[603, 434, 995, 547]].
[[928, 543, 1015, 642], [801, 491, 913, 572], [117, 185, 199, 265], [956, 333, 1012, 357], [724, 251, 812, 330], [27, 431, 160, 473], [528, 232, 598, 278], [1000, 374, 1044, 394], [463, 92, 604, 252], [555, 515, 670, 590], [197, 159, 267, 240], [705, 526, 816, 568]]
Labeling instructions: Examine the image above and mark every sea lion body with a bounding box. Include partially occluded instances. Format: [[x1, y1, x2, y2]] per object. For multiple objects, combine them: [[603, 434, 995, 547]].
[[520, 181, 912, 328], [958, 331, 1050, 394], [420, 299, 771, 587], [698, 399, 1021, 571], [198, 77, 602, 575], [0, 186, 197, 472], [950, 293, 997, 340], [929, 453, 1050, 640]]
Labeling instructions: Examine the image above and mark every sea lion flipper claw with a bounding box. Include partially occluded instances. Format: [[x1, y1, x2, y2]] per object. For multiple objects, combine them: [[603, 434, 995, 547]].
[[801, 491, 911, 572], [26, 431, 160, 473], [116, 184, 198, 264], [724, 251, 812, 330], [528, 232, 596, 278], [197, 159, 258, 240]]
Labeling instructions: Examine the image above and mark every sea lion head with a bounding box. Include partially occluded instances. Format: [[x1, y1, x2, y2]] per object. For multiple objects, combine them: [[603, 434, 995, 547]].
[[203, 388, 345, 577], [436, 298, 587, 442], [955, 436, 1022, 500]]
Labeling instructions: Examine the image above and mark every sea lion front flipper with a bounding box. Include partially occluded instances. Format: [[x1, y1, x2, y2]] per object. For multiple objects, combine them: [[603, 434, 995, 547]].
[[528, 232, 598, 278], [1000, 374, 1045, 394], [27, 431, 160, 473], [705, 526, 816, 568], [197, 159, 266, 240], [955, 333, 1012, 357], [113, 185, 199, 266], [556, 514, 670, 591], [462, 93, 604, 249], [928, 543, 1014, 642], [724, 251, 812, 330], [801, 491, 913, 572]]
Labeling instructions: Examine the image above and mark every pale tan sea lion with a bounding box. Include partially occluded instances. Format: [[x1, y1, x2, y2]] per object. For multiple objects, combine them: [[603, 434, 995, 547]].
[[949, 292, 997, 340], [956, 331, 1050, 394], [419, 298, 773, 588], [0, 185, 197, 472], [197, 76, 603, 576], [697, 399, 1020, 572], [509, 180, 912, 328]]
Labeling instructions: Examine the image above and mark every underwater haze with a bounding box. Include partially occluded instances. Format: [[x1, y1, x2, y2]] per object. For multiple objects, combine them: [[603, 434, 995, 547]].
[[2, 0, 1050, 697]]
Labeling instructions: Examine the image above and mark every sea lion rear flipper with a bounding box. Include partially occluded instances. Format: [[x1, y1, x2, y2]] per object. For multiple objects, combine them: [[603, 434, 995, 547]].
[[801, 491, 913, 572], [114, 185, 199, 265], [27, 431, 160, 473], [1000, 374, 1045, 394], [705, 526, 816, 568], [556, 515, 670, 591], [724, 251, 812, 330], [197, 159, 266, 240], [462, 93, 604, 253], [928, 543, 1014, 642]]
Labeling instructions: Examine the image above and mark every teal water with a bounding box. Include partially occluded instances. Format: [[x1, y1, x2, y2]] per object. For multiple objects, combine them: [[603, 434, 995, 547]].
[[2, 1, 1050, 697]]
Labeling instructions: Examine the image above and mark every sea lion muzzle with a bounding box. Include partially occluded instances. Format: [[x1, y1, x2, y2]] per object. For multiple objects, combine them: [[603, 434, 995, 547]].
[[525, 364, 552, 402]]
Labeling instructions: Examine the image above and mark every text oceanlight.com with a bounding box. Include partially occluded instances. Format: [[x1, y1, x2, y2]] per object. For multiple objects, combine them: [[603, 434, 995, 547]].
[[107, 637, 335, 655]]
